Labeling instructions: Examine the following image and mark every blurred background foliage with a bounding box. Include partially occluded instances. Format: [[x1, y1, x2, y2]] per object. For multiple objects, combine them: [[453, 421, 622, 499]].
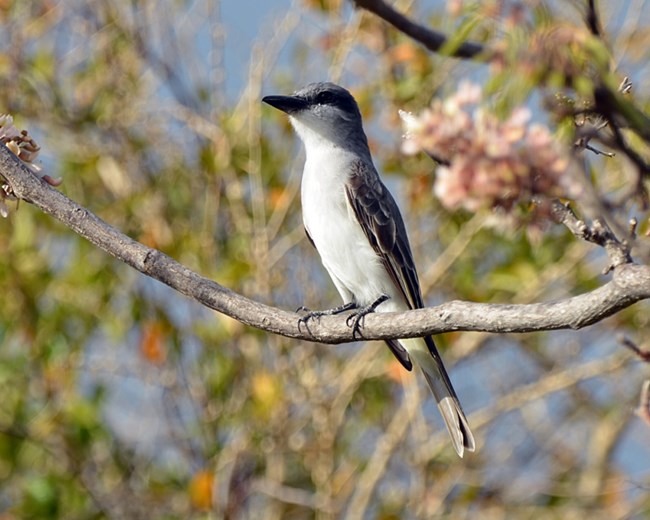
[[0, 0, 648, 518]]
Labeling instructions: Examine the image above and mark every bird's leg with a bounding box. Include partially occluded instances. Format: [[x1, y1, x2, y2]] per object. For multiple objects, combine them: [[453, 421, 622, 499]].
[[346, 294, 390, 339], [297, 301, 358, 328]]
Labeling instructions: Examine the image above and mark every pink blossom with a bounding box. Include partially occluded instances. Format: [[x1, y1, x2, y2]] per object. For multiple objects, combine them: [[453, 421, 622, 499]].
[[401, 83, 570, 214]]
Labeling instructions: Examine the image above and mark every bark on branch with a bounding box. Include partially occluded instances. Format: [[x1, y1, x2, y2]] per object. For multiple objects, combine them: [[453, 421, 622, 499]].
[[351, 0, 489, 60], [1, 144, 650, 345]]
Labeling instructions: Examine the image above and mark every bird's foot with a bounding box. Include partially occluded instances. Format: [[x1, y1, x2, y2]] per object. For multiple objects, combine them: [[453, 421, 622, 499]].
[[345, 294, 390, 339], [297, 301, 358, 330]]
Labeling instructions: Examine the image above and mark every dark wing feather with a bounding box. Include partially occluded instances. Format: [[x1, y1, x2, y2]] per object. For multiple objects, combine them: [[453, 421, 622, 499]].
[[346, 160, 428, 372], [345, 160, 424, 311], [385, 339, 413, 371]]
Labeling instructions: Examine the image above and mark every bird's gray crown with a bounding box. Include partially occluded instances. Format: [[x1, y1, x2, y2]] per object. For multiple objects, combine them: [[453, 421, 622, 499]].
[[293, 82, 361, 117]]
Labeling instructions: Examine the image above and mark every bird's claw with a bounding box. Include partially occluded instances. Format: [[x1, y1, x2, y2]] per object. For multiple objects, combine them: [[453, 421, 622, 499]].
[[344, 294, 390, 340], [297, 308, 321, 333], [296, 301, 358, 332], [346, 312, 367, 339], [297, 308, 326, 330]]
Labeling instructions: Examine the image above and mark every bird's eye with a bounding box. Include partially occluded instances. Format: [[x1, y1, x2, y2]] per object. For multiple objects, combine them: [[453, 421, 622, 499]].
[[316, 91, 334, 104]]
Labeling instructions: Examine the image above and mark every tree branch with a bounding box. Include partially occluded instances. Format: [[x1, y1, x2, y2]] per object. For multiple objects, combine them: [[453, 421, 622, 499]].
[[1, 144, 650, 345], [351, 0, 489, 60], [551, 200, 632, 273], [585, 0, 603, 38]]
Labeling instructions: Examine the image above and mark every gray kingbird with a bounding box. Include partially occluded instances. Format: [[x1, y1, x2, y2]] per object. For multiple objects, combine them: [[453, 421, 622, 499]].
[[263, 82, 475, 457]]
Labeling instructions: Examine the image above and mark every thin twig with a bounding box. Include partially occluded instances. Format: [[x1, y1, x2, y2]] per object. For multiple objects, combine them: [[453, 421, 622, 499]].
[[584, 143, 615, 157], [573, 78, 632, 159], [345, 399, 414, 520], [593, 83, 650, 164], [619, 335, 650, 362], [634, 380, 650, 428]]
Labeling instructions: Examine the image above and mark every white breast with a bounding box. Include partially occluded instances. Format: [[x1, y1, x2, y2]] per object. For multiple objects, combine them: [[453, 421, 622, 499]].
[[298, 137, 405, 310]]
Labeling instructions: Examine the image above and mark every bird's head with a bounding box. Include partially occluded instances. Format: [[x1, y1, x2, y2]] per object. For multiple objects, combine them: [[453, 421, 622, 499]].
[[263, 82, 368, 152]]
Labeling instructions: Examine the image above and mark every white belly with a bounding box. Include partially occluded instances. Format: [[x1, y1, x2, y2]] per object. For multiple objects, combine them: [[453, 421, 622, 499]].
[[301, 154, 405, 310]]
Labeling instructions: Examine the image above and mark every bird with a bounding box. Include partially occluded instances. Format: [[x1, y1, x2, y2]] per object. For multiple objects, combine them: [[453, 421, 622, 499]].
[[262, 82, 475, 457]]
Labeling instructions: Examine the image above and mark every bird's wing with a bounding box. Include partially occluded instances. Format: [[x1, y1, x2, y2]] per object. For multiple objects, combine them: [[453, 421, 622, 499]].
[[345, 159, 424, 311], [384, 338, 413, 371], [346, 161, 475, 456], [308, 196, 412, 370]]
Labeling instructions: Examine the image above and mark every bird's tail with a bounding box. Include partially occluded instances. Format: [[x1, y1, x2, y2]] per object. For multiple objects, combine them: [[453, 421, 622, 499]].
[[401, 337, 475, 457]]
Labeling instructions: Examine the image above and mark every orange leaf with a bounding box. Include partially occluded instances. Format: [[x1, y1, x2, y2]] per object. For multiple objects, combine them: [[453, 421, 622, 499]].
[[386, 359, 408, 383], [390, 42, 418, 63], [140, 321, 166, 365], [189, 470, 215, 511], [268, 187, 289, 211]]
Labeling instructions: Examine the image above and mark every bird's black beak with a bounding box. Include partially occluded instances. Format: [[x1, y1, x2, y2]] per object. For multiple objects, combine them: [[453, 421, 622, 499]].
[[262, 95, 308, 114]]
